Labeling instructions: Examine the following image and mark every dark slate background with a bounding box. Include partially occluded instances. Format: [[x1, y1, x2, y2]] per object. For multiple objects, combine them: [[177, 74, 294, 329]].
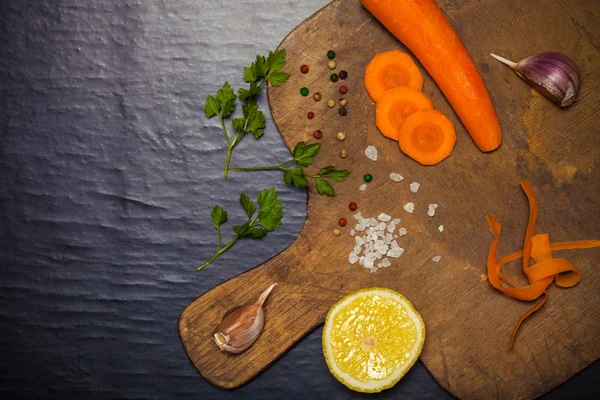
[[1, 0, 598, 398]]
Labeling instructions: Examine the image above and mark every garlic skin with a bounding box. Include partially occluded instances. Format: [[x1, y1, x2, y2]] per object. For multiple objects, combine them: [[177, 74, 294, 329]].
[[490, 52, 580, 107], [213, 283, 276, 354]]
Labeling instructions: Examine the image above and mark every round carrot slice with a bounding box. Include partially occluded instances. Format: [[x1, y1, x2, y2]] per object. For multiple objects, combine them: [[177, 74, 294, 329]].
[[365, 50, 424, 102], [376, 87, 434, 141], [398, 110, 456, 165]]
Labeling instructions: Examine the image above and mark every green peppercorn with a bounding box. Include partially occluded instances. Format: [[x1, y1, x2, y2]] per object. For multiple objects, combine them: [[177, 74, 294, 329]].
[[363, 174, 373, 183], [300, 87, 309, 96], [327, 50, 336, 59], [330, 74, 339, 83]]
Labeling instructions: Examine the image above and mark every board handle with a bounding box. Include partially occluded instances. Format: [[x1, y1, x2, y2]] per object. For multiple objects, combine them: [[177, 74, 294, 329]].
[[178, 239, 341, 389]]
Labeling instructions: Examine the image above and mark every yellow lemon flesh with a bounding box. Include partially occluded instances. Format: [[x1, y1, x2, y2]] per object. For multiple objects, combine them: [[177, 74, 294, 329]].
[[322, 288, 425, 393]]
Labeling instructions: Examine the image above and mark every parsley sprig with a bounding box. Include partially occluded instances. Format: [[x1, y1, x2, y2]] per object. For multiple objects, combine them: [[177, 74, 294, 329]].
[[230, 142, 349, 196], [198, 188, 283, 271], [204, 50, 290, 178]]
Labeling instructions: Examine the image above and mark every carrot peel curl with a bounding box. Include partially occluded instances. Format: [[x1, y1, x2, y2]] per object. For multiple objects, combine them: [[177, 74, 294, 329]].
[[486, 181, 600, 348]]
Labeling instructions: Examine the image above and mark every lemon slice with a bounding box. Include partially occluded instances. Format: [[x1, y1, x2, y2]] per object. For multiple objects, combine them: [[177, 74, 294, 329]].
[[322, 287, 425, 393]]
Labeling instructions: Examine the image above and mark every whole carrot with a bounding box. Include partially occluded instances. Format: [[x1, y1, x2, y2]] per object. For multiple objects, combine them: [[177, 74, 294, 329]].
[[361, 0, 502, 152]]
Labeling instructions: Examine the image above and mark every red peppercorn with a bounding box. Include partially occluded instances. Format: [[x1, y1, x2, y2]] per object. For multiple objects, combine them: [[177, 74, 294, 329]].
[[339, 218, 347, 227], [307, 111, 315, 119], [313, 130, 323, 139], [348, 202, 357, 211], [300, 64, 309, 74], [339, 85, 348, 94]]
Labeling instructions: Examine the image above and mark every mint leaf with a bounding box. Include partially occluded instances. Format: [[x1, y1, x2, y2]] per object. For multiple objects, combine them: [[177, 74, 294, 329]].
[[293, 142, 321, 167], [267, 49, 287, 72], [268, 71, 290, 87], [239, 193, 256, 219], [315, 179, 335, 196], [256, 188, 283, 231], [283, 167, 308, 188], [243, 66, 257, 83], [240, 226, 268, 238], [210, 205, 228, 229], [255, 55, 268, 78], [204, 95, 220, 118]]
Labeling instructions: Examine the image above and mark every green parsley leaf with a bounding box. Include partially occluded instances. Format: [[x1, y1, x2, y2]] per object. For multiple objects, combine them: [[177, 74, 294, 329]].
[[239, 193, 256, 219], [267, 49, 287, 72], [243, 66, 257, 83], [315, 179, 335, 196], [232, 117, 245, 132], [233, 222, 250, 236], [204, 95, 220, 118], [240, 226, 268, 238], [293, 142, 321, 167], [317, 166, 350, 182], [255, 55, 268, 78], [268, 71, 290, 87], [247, 110, 265, 139], [256, 188, 283, 231], [216, 82, 236, 118], [210, 205, 228, 229], [283, 167, 308, 188], [238, 82, 262, 101]]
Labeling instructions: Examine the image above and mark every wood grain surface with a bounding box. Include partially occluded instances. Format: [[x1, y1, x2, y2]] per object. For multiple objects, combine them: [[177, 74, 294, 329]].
[[179, 0, 600, 398]]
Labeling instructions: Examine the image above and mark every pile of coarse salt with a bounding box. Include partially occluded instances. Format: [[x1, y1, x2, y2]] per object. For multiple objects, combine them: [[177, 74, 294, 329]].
[[348, 212, 404, 273]]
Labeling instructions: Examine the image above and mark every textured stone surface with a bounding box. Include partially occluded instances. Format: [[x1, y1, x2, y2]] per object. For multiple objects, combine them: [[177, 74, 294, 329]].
[[0, 0, 598, 398]]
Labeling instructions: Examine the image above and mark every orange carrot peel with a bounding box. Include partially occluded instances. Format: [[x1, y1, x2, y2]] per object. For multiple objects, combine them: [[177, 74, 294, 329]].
[[486, 180, 600, 348]]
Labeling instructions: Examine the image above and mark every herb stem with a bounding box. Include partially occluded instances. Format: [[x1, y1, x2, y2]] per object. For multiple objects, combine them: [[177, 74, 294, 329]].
[[216, 226, 222, 251], [219, 115, 231, 148], [229, 160, 295, 172], [198, 236, 239, 271]]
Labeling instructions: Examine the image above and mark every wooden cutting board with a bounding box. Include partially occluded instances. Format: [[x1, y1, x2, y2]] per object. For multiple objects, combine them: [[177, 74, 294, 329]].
[[179, 0, 600, 398]]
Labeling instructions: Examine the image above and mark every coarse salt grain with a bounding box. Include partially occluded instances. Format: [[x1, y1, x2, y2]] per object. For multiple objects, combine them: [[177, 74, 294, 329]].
[[378, 213, 391, 222], [399, 227, 407, 236], [428, 204, 438, 217], [349, 229, 355, 236], [432, 255, 442, 262], [438, 225, 444, 232], [359, 184, 367, 191], [389, 173, 404, 182], [347, 211, 406, 272], [403, 202, 415, 213], [410, 182, 420, 193], [365, 145, 378, 161]]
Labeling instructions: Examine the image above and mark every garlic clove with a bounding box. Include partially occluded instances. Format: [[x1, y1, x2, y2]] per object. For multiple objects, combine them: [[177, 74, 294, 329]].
[[213, 283, 276, 354], [490, 52, 580, 107]]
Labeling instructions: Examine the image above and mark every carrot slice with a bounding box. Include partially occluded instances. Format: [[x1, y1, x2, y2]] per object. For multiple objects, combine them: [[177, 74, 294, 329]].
[[364, 50, 424, 102], [376, 87, 434, 141], [398, 110, 456, 165], [485, 180, 600, 348]]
